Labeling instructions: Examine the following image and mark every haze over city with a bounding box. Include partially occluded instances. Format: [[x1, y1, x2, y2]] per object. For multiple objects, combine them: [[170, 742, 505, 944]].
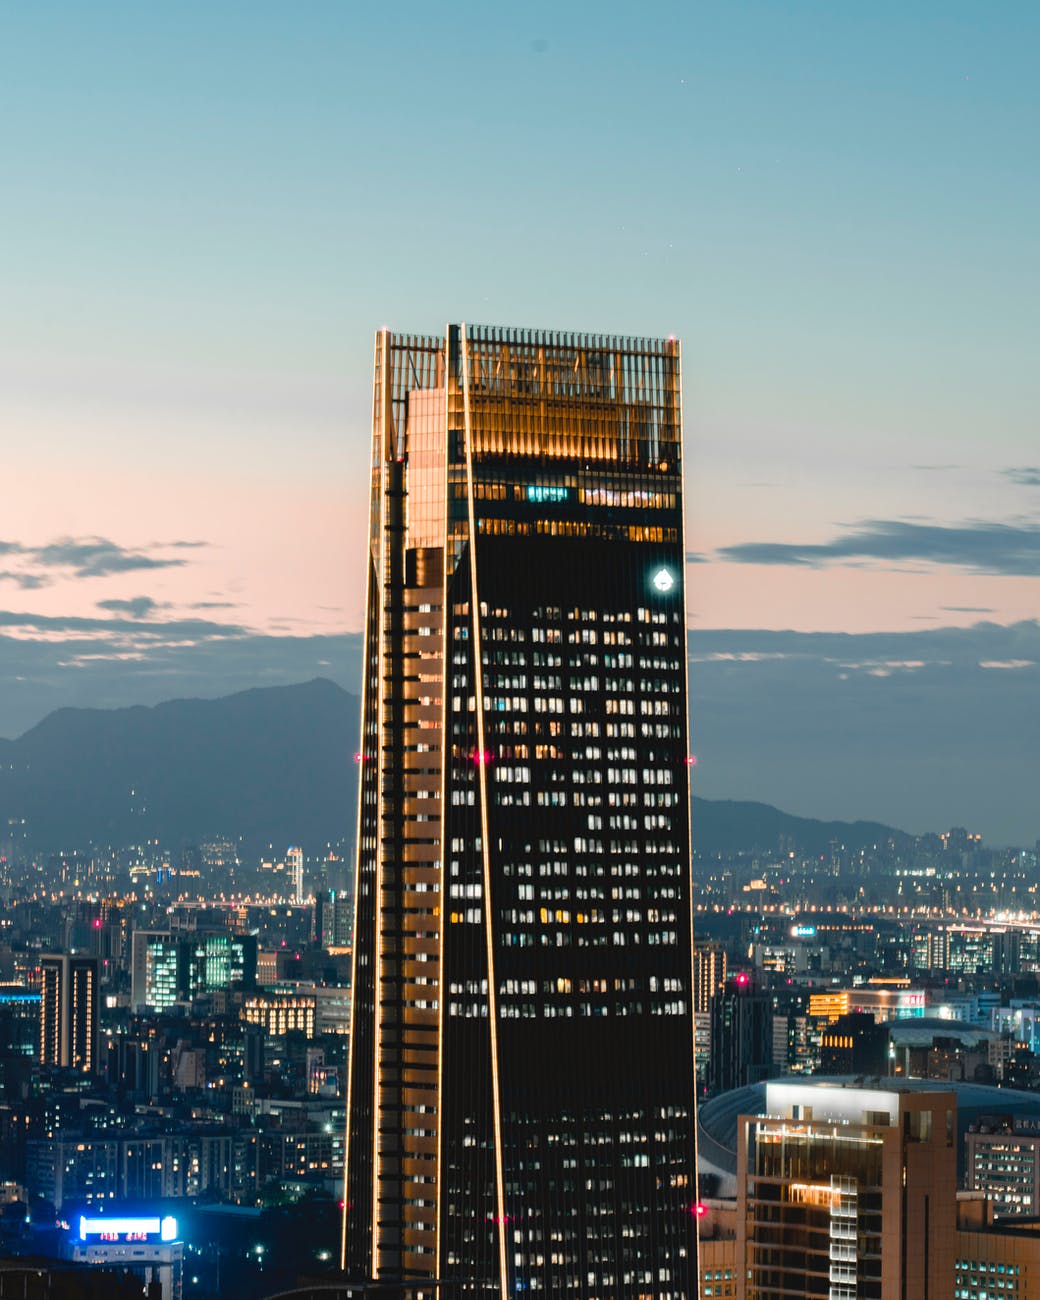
[[2, 1, 1037, 842]]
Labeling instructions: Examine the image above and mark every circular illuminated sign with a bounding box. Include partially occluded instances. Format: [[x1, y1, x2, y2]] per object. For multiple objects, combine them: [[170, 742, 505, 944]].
[[652, 567, 675, 593]]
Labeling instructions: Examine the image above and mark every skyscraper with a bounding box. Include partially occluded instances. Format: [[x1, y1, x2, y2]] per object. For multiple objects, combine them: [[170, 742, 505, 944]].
[[39, 954, 99, 1073], [342, 325, 698, 1298]]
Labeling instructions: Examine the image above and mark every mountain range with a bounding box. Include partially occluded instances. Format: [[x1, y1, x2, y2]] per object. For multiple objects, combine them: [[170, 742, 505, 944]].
[[0, 679, 910, 858]]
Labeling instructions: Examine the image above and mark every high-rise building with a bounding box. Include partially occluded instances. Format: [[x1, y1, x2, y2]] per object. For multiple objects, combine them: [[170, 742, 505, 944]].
[[39, 954, 99, 1073], [695, 942, 727, 1014], [694, 943, 727, 1086], [342, 325, 697, 1297], [288, 845, 305, 904], [0, 984, 40, 1100], [314, 887, 354, 949], [131, 931, 180, 1012], [737, 1080, 957, 1300], [709, 975, 772, 1095]]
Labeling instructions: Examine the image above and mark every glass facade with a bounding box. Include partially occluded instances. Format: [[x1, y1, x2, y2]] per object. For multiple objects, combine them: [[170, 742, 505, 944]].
[[132, 930, 256, 1010], [744, 1126, 884, 1299], [147, 936, 180, 1011], [342, 326, 697, 1299]]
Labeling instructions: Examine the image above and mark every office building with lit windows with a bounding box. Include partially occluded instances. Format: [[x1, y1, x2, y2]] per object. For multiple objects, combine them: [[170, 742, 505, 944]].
[[966, 1117, 1040, 1217], [131, 931, 180, 1012], [342, 325, 698, 1298], [130, 929, 257, 1011], [242, 989, 316, 1039]]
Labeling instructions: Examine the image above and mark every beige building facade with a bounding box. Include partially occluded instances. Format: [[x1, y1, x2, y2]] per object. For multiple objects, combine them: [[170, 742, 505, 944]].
[[736, 1081, 957, 1299]]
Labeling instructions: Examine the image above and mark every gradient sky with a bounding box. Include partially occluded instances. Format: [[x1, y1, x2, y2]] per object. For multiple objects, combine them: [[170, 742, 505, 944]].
[[2, 3, 1037, 840]]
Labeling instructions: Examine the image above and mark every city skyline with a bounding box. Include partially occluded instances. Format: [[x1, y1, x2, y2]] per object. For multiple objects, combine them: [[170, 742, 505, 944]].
[[2, 3, 1037, 842]]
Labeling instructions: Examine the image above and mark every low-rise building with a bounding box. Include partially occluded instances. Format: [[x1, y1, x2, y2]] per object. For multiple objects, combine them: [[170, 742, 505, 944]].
[[957, 1195, 1040, 1300]]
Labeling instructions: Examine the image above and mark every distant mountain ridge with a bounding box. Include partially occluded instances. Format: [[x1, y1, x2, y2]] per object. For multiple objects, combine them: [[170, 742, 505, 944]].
[[0, 678, 358, 856], [690, 797, 911, 858], [0, 679, 910, 857]]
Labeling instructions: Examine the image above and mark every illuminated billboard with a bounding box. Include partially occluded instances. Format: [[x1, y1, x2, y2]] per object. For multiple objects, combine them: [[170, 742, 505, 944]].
[[78, 1216, 178, 1243]]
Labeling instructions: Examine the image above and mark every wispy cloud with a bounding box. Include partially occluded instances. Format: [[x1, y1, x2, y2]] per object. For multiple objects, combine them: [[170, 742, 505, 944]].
[[688, 651, 789, 663], [835, 659, 930, 676], [0, 607, 244, 638], [1004, 467, 1040, 487], [0, 571, 47, 590], [97, 596, 163, 618], [717, 519, 1040, 575], [32, 537, 200, 578], [0, 536, 207, 587]]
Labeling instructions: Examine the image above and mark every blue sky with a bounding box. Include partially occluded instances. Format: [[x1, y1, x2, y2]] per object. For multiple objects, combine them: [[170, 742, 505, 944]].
[[1, 2, 1037, 839]]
